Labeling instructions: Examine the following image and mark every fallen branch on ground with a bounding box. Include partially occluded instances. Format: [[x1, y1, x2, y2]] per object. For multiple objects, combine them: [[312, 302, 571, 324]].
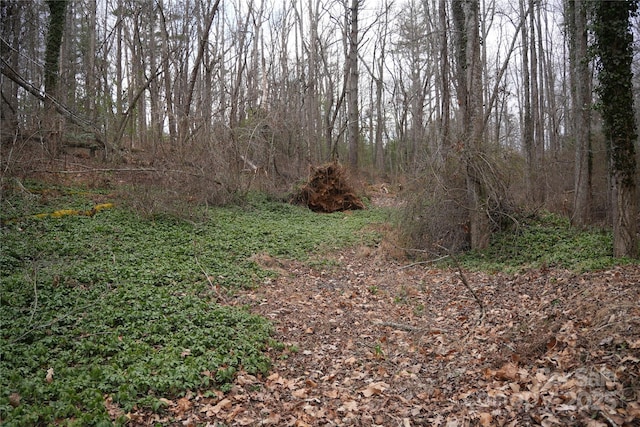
[[436, 244, 485, 325]]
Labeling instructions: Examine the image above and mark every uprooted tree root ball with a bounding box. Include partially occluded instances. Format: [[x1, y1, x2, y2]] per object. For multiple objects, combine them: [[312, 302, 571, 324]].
[[291, 163, 365, 213]]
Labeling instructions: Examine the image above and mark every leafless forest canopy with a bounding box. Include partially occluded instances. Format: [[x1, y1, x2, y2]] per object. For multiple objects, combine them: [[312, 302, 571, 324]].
[[1, 0, 639, 253]]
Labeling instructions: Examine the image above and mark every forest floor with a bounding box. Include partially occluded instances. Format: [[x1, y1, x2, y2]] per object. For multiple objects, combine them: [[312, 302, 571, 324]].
[[125, 192, 640, 427], [4, 144, 638, 426]]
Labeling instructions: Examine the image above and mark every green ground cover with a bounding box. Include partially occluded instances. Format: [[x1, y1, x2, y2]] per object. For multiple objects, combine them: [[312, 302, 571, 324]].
[[0, 185, 388, 426], [456, 212, 637, 272]]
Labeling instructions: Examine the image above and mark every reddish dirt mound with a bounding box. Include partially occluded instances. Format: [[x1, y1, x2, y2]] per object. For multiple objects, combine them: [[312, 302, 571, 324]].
[[292, 163, 365, 213]]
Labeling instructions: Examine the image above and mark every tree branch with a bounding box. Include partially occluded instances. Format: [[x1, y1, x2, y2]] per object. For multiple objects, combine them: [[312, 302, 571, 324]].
[[1, 57, 110, 150]]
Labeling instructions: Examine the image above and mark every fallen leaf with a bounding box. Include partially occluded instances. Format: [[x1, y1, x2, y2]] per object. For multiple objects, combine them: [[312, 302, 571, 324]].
[[323, 388, 339, 399], [583, 421, 607, 427], [235, 416, 256, 425], [292, 388, 308, 398], [304, 404, 326, 418], [495, 363, 518, 381], [344, 356, 357, 365], [408, 364, 422, 374], [45, 367, 54, 384], [174, 396, 192, 414], [211, 398, 232, 414], [627, 339, 640, 349], [225, 404, 244, 421], [9, 392, 20, 407], [627, 401, 640, 417], [158, 397, 173, 404], [236, 374, 257, 385], [478, 412, 492, 426], [361, 381, 390, 397], [263, 412, 281, 425], [267, 372, 280, 382], [338, 400, 358, 412]]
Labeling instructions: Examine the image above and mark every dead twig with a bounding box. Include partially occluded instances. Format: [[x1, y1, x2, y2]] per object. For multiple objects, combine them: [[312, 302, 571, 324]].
[[372, 320, 447, 334], [193, 239, 227, 304], [398, 255, 449, 270], [436, 244, 485, 326], [34, 167, 201, 176]]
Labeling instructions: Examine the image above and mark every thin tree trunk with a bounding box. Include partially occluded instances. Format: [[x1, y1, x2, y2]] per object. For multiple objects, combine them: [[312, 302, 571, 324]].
[[529, 0, 543, 203], [439, 0, 450, 161], [570, 0, 592, 228], [179, 0, 221, 144], [0, 1, 23, 136], [519, 0, 533, 201], [453, 0, 490, 250], [347, 0, 360, 170], [44, 0, 68, 157], [85, 0, 97, 122], [116, 0, 123, 148], [534, 0, 546, 202]]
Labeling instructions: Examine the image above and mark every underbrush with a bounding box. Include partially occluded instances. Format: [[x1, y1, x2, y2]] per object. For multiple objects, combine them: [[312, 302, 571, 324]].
[[456, 211, 638, 272], [0, 182, 387, 425]]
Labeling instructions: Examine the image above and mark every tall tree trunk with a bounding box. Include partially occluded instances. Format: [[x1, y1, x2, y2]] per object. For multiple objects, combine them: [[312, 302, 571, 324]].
[[85, 0, 97, 122], [307, 0, 321, 164], [115, 0, 123, 149], [438, 0, 451, 161], [371, 1, 388, 172], [519, 0, 533, 201], [179, 0, 221, 145], [569, 0, 592, 228], [0, 1, 22, 137], [44, 0, 68, 157], [593, 0, 638, 258], [530, 0, 544, 203], [347, 0, 360, 170], [453, 0, 490, 250]]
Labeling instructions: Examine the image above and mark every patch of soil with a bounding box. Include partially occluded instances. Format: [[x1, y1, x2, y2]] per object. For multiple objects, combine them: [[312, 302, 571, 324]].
[[129, 240, 640, 426], [291, 163, 365, 213]]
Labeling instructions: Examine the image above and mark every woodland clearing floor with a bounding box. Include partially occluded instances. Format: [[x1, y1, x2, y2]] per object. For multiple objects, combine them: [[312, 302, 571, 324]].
[[128, 196, 640, 426], [8, 145, 638, 426]]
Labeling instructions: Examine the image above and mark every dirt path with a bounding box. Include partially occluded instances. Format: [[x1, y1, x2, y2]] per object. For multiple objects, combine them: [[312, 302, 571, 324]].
[[142, 242, 640, 426]]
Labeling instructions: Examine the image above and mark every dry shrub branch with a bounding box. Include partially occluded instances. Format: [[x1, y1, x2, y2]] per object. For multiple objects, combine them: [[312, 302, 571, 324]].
[[399, 146, 521, 256]]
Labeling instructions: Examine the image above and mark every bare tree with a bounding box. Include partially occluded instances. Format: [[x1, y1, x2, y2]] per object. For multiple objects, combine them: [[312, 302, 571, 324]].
[[452, 0, 490, 250], [438, 0, 451, 159], [347, 0, 360, 169], [43, 0, 69, 156], [567, 0, 592, 228], [0, 1, 23, 138], [373, 1, 392, 171]]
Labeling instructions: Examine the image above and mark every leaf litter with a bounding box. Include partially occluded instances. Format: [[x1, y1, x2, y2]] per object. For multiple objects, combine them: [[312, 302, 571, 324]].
[[124, 245, 639, 426], [121, 196, 639, 426]]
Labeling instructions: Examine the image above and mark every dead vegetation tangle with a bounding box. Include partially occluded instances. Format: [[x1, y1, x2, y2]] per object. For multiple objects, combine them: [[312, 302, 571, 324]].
[[291, 163, 365, 213]]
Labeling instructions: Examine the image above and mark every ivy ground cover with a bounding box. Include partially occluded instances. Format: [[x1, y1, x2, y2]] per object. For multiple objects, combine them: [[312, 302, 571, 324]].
[[0, 186, 387, 425]]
